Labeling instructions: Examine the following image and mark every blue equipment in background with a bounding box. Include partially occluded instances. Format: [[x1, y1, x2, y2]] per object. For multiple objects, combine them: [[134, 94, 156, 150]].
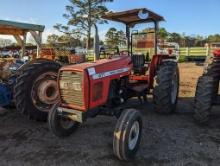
[[0, 80, 14, 107], [0, 59, 25, 107]]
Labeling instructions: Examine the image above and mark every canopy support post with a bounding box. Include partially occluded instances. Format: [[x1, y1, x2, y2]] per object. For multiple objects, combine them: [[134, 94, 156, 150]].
[[30, 31, 42, 58], [126, 25, 130, 53], [21, 32, 27, 58], [13, 35, 23, 46], [14, 33, 26, 58], [13, 32, 27, 58], [154, 21, 159, 55]]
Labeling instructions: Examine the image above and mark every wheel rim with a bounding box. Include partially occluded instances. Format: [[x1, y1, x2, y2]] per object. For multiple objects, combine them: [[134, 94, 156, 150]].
[[59, 117, 75, 129], [128, 121, 140, 150], [171, 72, 178, 104], [31, 72, 58, 112]]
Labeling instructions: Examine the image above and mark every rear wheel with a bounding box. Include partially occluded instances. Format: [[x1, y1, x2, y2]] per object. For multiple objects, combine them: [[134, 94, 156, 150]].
[[48, 104, 79, 137], [153, 61, 179, 114], [204, 57, 220, 104], [113, 109, 142, 161], [194, 76, 215, 124], [14, 60, 61, 121], [212, 80, 220, 105]]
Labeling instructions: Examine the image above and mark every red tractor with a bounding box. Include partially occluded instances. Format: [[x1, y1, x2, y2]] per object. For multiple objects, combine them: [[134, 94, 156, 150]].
[[194, 48, 220, 124], [48, 8, 179, 160]]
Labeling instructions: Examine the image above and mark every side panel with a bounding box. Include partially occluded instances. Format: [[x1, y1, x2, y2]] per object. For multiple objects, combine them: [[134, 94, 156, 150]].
[[58, 56, 132, 111], [88, 57, 132, 109]]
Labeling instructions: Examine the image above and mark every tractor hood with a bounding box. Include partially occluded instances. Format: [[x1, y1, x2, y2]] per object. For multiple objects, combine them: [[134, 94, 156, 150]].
[[59, 56, 132, 74], [58, 55, 132, 112]]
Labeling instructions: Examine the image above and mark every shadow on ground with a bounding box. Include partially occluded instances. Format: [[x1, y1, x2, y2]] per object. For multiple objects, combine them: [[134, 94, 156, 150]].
[[0, 97, 220, 166]]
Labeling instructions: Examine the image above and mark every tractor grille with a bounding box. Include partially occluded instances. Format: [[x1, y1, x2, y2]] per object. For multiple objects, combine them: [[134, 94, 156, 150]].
[[59, 71, 84, 107]]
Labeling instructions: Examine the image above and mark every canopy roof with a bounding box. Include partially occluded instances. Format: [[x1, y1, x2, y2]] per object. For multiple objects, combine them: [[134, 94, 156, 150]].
[[0, 20, 45, 35], [102, 8, 165, 26]]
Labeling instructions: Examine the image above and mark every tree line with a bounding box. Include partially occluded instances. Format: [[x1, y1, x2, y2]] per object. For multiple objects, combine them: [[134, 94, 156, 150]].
[[158, 28, 220, 47], [1, 0, 220, 49]]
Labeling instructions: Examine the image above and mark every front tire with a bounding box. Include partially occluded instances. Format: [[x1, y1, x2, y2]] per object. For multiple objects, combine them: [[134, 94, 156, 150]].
[[48, 104, 79, 138], [113, 109, 142, 161], [153, 61, 179, 114]]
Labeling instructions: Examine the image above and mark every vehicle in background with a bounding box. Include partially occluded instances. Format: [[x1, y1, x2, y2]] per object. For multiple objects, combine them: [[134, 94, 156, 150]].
[[158, 42, 180, 60], [210, 42, 220, 49]]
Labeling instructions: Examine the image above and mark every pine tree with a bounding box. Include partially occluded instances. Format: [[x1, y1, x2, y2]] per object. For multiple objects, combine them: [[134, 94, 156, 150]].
[[54, 0, 113, 49]]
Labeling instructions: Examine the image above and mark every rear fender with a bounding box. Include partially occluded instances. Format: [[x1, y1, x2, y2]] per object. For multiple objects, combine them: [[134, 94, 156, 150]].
[[149, 55, 177, 89]]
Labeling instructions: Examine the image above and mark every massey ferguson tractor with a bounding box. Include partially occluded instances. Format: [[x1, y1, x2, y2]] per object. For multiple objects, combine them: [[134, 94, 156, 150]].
[[194, 48, 220, 124], [45, 8, 180, 161]]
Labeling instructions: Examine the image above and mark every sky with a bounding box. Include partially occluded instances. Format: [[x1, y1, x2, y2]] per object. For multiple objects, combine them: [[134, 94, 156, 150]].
[[0, 0, 220, 42]]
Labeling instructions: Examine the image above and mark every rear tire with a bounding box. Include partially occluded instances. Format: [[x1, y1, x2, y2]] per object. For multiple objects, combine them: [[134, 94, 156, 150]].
[[14, 60, 61, 121], [48, 104, 79, 138], [194, 76, 215, 124], [153, 61, 179, 114], [113, 109, 142, 161], [204, 57, 220, 104]]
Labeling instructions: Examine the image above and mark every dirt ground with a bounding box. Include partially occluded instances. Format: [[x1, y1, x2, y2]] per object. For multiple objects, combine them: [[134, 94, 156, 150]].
[[1, 63, 220, 166]]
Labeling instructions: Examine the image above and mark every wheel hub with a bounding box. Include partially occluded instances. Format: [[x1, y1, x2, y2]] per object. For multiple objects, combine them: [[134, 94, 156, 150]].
[[37, 80, 58, 104], [31, 72, 58, 112], [128, 121, 140, 150], [60, 117, 75, 129]]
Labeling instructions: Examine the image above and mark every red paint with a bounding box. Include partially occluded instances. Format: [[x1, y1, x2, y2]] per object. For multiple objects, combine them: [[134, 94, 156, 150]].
[[59, 56, 132, 111], [213, 49, 220, 57], [58, 54, 173, 112], [130, 75, 149, 81], [149, 54, 171, 88], [168, 49, 173, 55]]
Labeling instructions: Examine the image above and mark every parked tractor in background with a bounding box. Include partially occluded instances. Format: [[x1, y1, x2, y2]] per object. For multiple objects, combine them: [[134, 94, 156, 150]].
[[40, 47, 86, 64], [13, 46, 86, 121], [210, 42, 220, 49], [158, 42, 180, 60], [47, 8, 179, 160], [194, 48, 220, 124], [0, 20, 85, 115]]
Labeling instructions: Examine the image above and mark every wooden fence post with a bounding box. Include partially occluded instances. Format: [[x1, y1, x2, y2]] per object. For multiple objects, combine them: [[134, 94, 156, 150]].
[[186, 47, 189, 56], [206, 46, 210, 57]]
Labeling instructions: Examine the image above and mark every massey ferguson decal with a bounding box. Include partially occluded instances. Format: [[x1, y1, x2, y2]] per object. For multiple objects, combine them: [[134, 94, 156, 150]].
[[92, 67, 130, 80]]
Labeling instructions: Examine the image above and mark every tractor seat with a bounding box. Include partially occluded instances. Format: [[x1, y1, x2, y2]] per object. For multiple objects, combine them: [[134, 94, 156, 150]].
[[131, 54, 148, 75]]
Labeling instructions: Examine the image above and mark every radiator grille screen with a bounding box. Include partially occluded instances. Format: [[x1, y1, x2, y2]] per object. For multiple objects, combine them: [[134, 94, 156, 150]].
[[59, 71, 84, 107]]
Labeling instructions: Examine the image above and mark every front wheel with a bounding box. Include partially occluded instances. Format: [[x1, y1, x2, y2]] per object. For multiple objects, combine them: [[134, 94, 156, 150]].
[[113, 109, 142, 161], [48, 104, 79, 138]]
